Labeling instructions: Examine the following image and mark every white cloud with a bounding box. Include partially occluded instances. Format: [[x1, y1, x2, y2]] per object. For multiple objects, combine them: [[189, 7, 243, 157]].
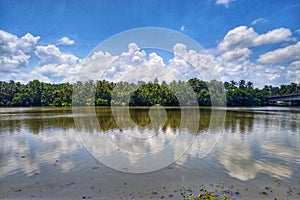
[[100, 43, 180, 83], [219, 48, 251, 62], [79, 43, 223, 83], [173, 43, 188, 58], [286, 61, 300, 82], [250, 17, 267, 26], [169, 43, 223, 81], [32, 63, 81, 83], [257, 42, 300, 64], [28, 44, 80, 82], [57, 36, 75, 45], [288, 61, 300, 69], [216, 0, 235, 7], [78, 50, 117, 81], [217, 26, 292, 52], [0, 30, 40, 72], [253, 28, 292, 46], [0, 30, 81, 82], [0, 28, 299, 87], [220, 60, 292, 87], [217, 26, 258, 52], [215, 26, 297, 87], [35, 45, 79, 65]]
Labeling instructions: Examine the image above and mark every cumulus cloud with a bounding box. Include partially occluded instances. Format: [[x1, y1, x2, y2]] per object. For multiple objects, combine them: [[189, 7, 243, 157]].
[[286, 61, 300, 82], [78, 51, 117, 81], [217, 26, 258, 52], [80, 41, 297, 88], [0, 30, 81, 83], [78, 43, 223, 83], [99, 43, 180, 83], [215, 26, 296, 87], [57, 36, 75, 45], [218, 58, 293, 87], [122, 61, 180, 83], [31, 63, 81, 83], [169, 43, 223, 81], [253, 28, 292, 46], [35, 45, 79, 65], [217, 26, 292, 52], [257, 42, 300, 64], [0, 30, 40, 72], [0, 27, 299, 87], [219, 48, 251, 62], [26, 44, 81, 82]]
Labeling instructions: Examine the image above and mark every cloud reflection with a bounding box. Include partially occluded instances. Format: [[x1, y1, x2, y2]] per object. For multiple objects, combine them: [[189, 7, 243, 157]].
[[1, 107, 299, 183], [261, 142, 300, 164], [0, 127, 81, 179], [217, 135, 292, 181]]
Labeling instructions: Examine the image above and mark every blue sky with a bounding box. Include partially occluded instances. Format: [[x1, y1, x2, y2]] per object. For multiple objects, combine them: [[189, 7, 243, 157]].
[[0, 0, 299, 87]]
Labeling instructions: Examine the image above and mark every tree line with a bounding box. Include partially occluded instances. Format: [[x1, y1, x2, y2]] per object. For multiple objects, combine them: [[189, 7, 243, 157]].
[[0, 79, 299, 107]]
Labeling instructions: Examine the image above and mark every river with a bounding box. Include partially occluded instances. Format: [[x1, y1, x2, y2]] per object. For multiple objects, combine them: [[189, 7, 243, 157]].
[[0, 106, 299, 199]]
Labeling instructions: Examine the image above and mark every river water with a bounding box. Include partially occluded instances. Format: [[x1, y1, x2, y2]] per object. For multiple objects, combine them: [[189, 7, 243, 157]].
[[0, 106, 299, 199]]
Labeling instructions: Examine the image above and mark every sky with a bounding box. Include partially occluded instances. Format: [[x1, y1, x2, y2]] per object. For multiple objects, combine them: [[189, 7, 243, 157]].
[[0, 0, 299, 88]]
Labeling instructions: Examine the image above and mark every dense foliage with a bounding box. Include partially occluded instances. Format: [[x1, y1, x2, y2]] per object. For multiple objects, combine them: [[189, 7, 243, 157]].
[[0, 79, 299, 107]]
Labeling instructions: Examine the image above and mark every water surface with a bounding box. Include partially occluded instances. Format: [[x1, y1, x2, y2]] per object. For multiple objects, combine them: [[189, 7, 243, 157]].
[[0, 106, 299, 199]]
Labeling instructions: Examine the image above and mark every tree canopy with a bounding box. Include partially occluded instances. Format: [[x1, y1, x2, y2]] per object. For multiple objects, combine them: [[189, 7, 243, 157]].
[[0, 79, 299, 107]]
